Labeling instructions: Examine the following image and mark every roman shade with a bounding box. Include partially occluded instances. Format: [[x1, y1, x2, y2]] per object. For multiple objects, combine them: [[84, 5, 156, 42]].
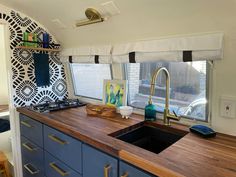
[[112, 33, 224, 63], [61, 45, 112, 64]]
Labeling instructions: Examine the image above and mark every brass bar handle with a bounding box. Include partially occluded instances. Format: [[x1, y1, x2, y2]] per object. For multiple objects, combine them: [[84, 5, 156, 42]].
[[21, 121, 33, 128], [48, 134, 68, 145], [22, 143, 37, 152], [121, 172, 129, 177], [24, 163, 39, 175], [49, 162, 69, 176], [104, 165, 111, 177]]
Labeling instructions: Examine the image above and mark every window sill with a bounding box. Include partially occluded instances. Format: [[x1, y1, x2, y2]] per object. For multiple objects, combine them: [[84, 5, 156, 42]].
[[132, 107, 211, 127], [76, 96, 103, 105]]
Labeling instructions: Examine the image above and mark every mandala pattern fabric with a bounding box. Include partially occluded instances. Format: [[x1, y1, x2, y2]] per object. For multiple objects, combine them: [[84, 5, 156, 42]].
[[0, 7, 68, 106]]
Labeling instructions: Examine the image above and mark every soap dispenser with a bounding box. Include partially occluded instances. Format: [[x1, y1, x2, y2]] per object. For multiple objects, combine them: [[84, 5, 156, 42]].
[[144, 100, 157, 121]]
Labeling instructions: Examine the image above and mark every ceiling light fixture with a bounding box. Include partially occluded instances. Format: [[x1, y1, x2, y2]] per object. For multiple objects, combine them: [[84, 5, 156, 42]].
[[76, 8, 105, 27]]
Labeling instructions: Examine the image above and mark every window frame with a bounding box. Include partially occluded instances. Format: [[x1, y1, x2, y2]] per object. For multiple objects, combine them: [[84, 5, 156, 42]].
[[123, 61, 212, 123], [69, 63, 113, 101]]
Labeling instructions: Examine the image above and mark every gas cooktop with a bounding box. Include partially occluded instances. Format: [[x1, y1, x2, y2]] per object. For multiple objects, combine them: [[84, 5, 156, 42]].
[[27, 99, 86, 113]]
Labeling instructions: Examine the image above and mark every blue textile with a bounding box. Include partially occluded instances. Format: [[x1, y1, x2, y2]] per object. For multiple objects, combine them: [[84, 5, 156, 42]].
[[33, 53, 50, 87], [0, 119, 10, 133], [190, 125, 216, 138]]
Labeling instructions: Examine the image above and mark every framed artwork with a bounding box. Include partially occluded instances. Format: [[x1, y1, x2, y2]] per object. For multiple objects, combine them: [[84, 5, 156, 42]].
[[103, 80, 127, 107]]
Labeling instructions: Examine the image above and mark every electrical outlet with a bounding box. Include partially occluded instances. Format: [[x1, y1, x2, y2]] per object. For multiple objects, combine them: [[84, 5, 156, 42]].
[[220, 96, 236, 118]]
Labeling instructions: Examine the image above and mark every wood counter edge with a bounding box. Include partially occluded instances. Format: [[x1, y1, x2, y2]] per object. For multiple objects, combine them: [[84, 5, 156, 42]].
[[119, 150, 185, 177]]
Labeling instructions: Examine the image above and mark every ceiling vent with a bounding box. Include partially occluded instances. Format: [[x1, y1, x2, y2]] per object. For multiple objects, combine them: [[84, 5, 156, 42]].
[[101, 1, 120, 16], [51, 19, 67, 29]]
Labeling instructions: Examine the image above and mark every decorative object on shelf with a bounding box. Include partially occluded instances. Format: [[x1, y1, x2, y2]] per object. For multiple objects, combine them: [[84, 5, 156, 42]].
[[86, 104, 117, 118], [43, 33, 49, 48], [21, 32, 60, 51], [23, 32, 28, 46], [18, 40, 61, 51], [103, 79, 127, 108], [119, 106, 133, 119], [23, 32, 38, 47]]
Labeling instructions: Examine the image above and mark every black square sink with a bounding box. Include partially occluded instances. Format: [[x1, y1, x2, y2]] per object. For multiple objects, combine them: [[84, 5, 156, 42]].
[[111, 123, 187, 154]]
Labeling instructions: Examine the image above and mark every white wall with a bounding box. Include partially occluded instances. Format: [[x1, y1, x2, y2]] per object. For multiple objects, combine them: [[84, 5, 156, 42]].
[[0, 25, 9, 105]]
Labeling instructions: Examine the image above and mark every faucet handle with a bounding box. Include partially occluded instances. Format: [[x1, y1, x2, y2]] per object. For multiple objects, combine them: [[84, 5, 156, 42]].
[[167, 109, 181, 122], [173, 110, 178, 117]]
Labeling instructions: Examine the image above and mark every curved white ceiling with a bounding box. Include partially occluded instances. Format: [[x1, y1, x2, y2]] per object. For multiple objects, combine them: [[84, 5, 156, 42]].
[[0, 0, 235, 48]]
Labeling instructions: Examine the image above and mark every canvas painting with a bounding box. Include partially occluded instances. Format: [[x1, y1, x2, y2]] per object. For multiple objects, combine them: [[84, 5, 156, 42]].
[[103, 80, 127, 107]]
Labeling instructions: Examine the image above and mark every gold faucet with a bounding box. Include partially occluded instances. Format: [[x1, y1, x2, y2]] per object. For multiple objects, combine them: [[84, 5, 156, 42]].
[[148, 67, 181, 126]]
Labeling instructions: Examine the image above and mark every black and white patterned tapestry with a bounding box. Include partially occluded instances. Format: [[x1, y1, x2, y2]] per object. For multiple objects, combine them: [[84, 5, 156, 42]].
[[0, 5, 68, 106]]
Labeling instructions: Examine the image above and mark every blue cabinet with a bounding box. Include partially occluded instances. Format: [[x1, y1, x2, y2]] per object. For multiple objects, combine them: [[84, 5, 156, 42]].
[[119, 161, 155, 177], [44, 125, 82, 173], [20, 114, 157, 177], [83, 144, 118, 177], [21, 137, 44, 177], [44, 151, 82, 177], [21, 123, 44, 177], [20, 114, 43, 148]]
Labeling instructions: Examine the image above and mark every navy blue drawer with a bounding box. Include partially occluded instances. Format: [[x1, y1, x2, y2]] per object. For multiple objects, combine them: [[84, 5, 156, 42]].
[[44, 151, 82, 177], [20, 114, 43, 147], [21, 136, 44, 177], [23, 163, 45, 177], [44, 125, 82, 173], [83, 144, 118, 177], [119, 161, 155, 177]]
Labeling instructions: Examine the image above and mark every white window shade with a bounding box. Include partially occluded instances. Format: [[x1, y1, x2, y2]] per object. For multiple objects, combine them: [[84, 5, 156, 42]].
[[61, 45, 112, 64], [112, 33, 224, 63], [70, 64, 112, 99]]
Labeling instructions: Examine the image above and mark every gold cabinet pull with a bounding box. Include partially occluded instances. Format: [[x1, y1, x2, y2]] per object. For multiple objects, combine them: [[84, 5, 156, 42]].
[[48, 134, 68, 145], [49, 162, 69, 176], [21, 121, 33, 128], [24, 163, 39, 175], [104, 165, 111, 177], [22, 142, 37, 152], [121, 172, 129, 177]]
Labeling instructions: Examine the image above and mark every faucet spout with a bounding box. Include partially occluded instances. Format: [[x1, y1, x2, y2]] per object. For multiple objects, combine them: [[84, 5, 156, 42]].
[[147, 67, 180, 126], [148, 67, 170, 109]]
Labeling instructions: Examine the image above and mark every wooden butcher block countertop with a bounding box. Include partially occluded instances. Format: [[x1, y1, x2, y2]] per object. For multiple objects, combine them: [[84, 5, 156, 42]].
[[0, 105, 8, 113], [17, 106, 236, 177]]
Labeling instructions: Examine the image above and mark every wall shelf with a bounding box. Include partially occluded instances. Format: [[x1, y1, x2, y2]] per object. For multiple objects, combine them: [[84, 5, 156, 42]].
[[16, 46, 61, 52]]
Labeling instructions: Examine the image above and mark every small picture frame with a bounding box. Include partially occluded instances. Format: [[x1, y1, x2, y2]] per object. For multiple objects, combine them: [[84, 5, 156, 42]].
[[103, 79, 127, 107]]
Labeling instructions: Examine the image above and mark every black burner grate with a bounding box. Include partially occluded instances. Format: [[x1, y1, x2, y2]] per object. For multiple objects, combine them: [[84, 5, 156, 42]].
[[28, 99, 86, 113]]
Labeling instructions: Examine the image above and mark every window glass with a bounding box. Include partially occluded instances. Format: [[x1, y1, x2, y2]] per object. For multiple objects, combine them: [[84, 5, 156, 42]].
[[126, 61, 208, 121], [70, 64, 112, 100]]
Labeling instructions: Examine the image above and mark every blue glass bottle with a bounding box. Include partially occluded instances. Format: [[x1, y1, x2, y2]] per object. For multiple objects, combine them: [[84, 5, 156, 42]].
[[144, 103, 157, 121], [43, 33, 49, 48]]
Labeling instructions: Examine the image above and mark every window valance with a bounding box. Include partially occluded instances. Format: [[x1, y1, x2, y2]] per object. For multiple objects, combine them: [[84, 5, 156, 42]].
[[61, 33, 224, 64], [112, 33, 224, 63], [61, 45, 112, 64]]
